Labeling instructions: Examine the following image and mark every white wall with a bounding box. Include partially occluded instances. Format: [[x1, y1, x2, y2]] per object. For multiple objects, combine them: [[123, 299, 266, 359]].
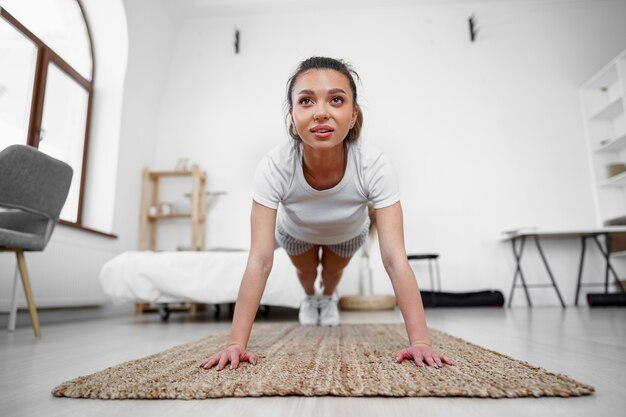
[[112, 0, 178, 252], [149, 0, 626, 305]]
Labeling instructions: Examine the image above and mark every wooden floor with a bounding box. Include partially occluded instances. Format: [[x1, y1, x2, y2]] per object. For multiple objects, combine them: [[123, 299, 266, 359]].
[[0, 304, 625, 417]]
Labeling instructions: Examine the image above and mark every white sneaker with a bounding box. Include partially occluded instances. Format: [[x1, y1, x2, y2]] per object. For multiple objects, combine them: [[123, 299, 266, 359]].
[[299, 294, 320, 326], [318, 294, 340, 327]]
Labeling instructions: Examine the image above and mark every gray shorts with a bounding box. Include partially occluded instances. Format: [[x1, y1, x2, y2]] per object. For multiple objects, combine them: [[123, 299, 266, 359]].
[[275, 218, 370, 258]]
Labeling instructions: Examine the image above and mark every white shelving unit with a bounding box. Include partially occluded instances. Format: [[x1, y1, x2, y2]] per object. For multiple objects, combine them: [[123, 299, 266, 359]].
[[581, 48, 626, 226]]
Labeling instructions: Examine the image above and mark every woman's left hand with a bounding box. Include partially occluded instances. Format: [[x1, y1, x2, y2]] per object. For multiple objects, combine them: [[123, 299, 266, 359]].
[[394, 343, 453, 369]]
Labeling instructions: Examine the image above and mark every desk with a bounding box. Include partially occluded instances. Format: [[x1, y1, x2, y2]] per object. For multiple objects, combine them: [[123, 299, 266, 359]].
[[503, 227, 626, 308]]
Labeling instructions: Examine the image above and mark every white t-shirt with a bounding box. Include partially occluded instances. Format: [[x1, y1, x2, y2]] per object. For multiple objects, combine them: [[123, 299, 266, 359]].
[[251, 140, 400, 245]]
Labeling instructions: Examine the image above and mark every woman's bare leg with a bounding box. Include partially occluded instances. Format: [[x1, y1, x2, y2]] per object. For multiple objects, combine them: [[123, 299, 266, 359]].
[[320, 246, 353, 296], [287, 245, 321, 295]]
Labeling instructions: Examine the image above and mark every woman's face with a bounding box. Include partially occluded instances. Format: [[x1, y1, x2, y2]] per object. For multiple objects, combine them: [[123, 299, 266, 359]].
[[290, 69, 357, 151]]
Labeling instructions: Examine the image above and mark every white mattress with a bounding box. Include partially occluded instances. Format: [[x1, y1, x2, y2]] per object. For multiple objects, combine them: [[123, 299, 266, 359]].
[[98, 249, 304, 309]]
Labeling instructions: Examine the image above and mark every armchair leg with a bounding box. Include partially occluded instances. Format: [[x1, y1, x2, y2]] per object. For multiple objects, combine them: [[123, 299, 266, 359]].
[[8, 263, 19, 331], [15, 250, 41, 337]]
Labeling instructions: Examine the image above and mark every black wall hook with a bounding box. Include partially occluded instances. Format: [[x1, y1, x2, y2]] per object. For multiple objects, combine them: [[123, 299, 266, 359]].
[[468, 14, 477, 42], [234, 29, 240, 54]]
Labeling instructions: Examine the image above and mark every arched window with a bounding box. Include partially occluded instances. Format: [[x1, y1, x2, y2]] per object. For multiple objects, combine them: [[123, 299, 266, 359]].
[[0, 0, 94, 225]]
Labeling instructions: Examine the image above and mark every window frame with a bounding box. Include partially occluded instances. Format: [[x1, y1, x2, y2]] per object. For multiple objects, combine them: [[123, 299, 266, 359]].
[[0, 4, 115, 238]]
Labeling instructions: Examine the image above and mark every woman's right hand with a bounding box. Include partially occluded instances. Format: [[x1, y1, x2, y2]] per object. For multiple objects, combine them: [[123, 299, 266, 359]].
[[199, 343, 258, 371]]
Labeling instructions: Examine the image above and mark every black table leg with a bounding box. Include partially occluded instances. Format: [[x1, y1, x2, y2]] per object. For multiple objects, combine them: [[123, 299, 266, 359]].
[[574, 236, 587, 306], [508, 237, 520, 308], [508, 236, 531, 307], [592, 234, 621, 293], [533, 235, 566, 309]]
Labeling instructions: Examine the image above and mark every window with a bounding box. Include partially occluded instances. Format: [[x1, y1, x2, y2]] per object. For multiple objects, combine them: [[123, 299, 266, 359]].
[[0, 12, 37, 150], [0, 1, 94, 225]]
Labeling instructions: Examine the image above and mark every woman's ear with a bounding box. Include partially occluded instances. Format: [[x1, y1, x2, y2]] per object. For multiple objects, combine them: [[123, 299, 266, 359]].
[[351, 106, 359, 127], [289, 108, 298, 137]]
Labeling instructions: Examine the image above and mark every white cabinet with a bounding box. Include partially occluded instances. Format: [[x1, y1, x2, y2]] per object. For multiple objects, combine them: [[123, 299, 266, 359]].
[[581, 48, 626, 225]]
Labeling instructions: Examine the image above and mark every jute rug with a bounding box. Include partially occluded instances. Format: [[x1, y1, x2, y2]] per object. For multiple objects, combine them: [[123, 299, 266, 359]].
[[52, 323, 593, 399]]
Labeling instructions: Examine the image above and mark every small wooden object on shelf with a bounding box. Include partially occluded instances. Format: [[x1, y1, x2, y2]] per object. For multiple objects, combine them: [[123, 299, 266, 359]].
[[136, 165, 207, 318]]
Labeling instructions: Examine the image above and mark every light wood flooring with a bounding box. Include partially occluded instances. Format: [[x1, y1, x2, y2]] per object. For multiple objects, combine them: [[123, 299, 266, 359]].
[[1, 304, 625, 417]]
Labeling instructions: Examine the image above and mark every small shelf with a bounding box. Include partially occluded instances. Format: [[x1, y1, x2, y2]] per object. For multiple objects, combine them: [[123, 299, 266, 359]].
[[595, 131, 626, 153], [589, 97, 623, 121], [148, 213, 192, 220], [583, 48, 626, 227], [599, 170, 626, 187], [149, 170, 194, 178]]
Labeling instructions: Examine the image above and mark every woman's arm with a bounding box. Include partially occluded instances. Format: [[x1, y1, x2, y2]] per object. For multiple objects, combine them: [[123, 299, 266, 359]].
[[200, 201, 277, 371], [375, 201, 452, 368], [228, 201, 277, 348]]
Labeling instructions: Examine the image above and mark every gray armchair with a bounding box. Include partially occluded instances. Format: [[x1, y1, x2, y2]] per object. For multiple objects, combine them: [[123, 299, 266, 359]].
[[0, 145, 73, 337]]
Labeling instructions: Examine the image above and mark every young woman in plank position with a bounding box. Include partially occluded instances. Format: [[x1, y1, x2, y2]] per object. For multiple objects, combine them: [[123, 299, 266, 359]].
[[200, 56, 452, 371]]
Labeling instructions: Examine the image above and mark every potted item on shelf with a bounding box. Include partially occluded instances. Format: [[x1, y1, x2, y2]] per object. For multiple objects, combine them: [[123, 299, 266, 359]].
[[175, 158, 189, 172], [607, 163, 626, 178]]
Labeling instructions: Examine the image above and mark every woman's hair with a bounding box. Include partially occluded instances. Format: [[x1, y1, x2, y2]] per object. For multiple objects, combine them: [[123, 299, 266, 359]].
[[285, 56, 364, 146]]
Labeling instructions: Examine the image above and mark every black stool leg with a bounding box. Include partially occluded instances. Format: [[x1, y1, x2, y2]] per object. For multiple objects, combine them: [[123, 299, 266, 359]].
[[428, 259, 435, 291], [435, 258, 442, 292], [605, 234, 611, 293]]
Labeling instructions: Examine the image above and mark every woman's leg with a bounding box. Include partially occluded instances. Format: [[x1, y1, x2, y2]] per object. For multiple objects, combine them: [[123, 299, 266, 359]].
[[320, 247, 353, 296], [287, 245, 321, 295]]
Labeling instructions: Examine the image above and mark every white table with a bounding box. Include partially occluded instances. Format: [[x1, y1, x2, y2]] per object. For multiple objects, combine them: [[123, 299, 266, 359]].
[[502, 227, 626, 307]]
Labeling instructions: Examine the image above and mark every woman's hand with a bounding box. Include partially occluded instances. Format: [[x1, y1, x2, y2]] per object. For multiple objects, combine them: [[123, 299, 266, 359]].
[[199, 343, 258, 371], [394, 343, 453, 369]]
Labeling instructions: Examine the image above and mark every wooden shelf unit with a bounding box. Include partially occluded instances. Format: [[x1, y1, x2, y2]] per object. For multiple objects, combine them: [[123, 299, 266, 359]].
[[136, 165, 207, 318], [138, 165, 207, 251], [580, 48, 626, 226]]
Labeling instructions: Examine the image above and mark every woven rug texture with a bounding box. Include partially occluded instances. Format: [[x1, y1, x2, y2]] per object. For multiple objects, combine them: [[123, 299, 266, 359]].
[[52, 323, 594, 399]]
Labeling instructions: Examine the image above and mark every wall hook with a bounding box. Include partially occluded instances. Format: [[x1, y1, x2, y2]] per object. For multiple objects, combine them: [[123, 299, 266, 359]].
[[234, 28, 240, 54], [468, 14, 478, 42]]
